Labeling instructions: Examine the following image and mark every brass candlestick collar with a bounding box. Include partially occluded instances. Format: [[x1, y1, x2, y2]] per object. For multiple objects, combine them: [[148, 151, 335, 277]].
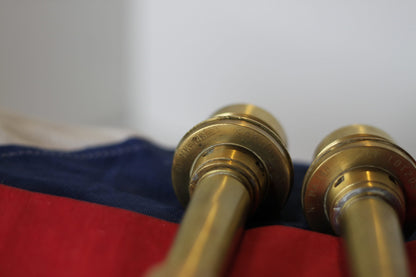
[[302, 124, 416, 234], [172, 104, 293, 218]]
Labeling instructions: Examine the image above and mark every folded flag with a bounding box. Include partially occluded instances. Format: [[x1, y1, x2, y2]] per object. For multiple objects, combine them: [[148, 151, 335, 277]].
[[0, 138, 414, 276]]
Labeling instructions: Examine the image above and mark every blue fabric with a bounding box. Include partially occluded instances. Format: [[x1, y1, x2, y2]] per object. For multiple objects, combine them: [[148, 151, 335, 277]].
[[3, 137, 414, 240], [0, 138, 310, 230]]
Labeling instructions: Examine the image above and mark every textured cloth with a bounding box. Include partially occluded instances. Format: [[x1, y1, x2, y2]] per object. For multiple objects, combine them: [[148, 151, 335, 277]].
[[0, 138, 308, 228], [0, 138, 415, 276]]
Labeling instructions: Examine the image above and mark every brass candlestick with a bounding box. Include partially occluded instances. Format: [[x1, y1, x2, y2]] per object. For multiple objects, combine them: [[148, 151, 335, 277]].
[[302, 125, 416, 277], [149, 104, 293, 277]]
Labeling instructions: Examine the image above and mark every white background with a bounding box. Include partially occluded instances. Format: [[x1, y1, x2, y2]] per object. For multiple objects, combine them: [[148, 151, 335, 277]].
[[1, 1, 415, 162]]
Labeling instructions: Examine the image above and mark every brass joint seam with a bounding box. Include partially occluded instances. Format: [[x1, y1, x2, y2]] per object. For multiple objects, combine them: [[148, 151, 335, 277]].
[[212, 114, 288, 149], [325, 168, 406, 234], [189, 144, 267, 212]]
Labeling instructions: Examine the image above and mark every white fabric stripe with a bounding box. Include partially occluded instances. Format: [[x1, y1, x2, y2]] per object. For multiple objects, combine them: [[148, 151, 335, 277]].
[[0, 109, 140, 150]]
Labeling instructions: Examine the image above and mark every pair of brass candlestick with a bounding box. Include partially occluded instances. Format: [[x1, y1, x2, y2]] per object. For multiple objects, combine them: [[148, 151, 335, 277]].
[[149, 104, 416, 277]]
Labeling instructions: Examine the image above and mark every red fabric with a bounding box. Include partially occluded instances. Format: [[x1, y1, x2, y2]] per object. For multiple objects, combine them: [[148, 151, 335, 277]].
[[0, 184, 415, 277]]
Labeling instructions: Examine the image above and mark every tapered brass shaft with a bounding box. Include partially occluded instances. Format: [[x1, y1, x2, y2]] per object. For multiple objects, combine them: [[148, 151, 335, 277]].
[[342, 196, 408, 276], [149, 104, 293, 277], [302, 125, 416, 277], [155, 175, 250, 277]]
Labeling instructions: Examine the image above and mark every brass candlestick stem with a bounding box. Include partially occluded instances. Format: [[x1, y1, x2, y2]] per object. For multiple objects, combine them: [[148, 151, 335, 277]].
[[302, 125, 416, 277], [150, 104, 293, 277]]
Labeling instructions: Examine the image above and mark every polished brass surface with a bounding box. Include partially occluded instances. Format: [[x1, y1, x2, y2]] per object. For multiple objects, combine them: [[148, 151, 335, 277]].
[[150, 104, 293, 276], [151, 175, 250, 277], [303, 124, 416, 277], [172, 104, 292, 215], [341, 197, 408, 277]]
